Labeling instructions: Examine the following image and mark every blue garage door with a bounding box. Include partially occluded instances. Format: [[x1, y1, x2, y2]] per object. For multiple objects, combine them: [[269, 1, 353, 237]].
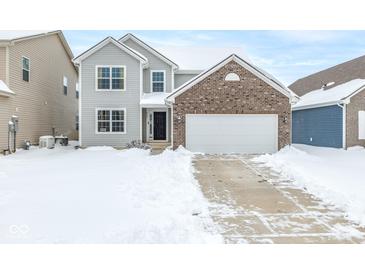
[[292, 105, 343, 148]]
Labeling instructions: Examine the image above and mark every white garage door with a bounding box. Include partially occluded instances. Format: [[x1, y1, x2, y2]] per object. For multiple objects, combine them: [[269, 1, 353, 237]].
[[186, 114, 278, 154]]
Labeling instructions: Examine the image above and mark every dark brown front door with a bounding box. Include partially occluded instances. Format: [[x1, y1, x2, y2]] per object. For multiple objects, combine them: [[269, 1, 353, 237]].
[[153, 112, 166, 140]]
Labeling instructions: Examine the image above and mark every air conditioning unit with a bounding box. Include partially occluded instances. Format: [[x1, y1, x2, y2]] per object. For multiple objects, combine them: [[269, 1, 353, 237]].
[[39, 136, 55, 149]]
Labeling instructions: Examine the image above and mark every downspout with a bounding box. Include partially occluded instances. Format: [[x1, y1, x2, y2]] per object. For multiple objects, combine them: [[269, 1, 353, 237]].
[[165, 98, 173, 148], [337, 101, 347, 149]]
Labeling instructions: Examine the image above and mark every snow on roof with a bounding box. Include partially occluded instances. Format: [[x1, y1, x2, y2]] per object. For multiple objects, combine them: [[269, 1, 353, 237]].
[[140, 92, 168, 107], [293, 78, 365, 110], [0, 80, 15, 96], [0, 30, 52, 41]]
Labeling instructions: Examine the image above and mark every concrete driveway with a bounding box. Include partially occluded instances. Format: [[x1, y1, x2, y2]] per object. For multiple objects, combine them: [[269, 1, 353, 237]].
[[194, 154, 365, 244]]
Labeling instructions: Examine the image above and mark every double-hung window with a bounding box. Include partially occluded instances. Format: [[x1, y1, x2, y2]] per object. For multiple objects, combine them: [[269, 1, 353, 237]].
[[96, 66, 125, 91], [76, 82, 79, 99], [96, 108, 126, 133], [151, 70, 165, 92], [63, 76, 68, 95], [76, 115, 79, 131], [22, 57, 30, 82]]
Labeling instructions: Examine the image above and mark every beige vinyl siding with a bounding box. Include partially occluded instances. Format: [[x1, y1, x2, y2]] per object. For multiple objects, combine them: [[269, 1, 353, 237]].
[[0, 34, 78, 151], [174, 73, 199, 89], [0, 47, 6, 81], [122, 39, 173, 93], [80, 42, 141, 147]]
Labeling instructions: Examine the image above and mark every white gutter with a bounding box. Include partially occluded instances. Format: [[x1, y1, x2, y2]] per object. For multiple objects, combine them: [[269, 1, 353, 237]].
[[292, 100, 347, 111]]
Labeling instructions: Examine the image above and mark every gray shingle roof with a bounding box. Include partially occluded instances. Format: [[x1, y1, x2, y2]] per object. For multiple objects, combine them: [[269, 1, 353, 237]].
[[289, 54, 365, 96]]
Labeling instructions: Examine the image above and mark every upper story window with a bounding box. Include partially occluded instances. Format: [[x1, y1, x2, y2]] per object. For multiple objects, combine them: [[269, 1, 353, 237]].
[[76, 82, 79, 99], [96, 66, 125, 91], [22, 57, 30, 82], [63, 76, 68, 95], [151, 70, 165, 92]]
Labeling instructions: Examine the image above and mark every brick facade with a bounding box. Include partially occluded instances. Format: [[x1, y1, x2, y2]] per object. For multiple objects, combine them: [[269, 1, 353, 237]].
[[346, 89, 365, 147], [172, 60, 291, 150]]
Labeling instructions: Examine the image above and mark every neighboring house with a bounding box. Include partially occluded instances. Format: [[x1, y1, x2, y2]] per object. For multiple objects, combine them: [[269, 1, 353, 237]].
[[74, 33, 295, 153], [289, 54, 365, 96], [292, 79, 365, 148], [289, 55, 365, 148], [0, 31, 78, 152]]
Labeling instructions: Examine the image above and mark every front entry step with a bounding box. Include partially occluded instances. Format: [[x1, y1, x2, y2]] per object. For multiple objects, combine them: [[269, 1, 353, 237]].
[[147, 142, 171, 155]]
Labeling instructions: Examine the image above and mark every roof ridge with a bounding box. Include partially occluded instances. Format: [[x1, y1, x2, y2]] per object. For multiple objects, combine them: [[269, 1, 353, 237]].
[[119, 33, 178, 69], [289, 54, 365, 87], [73, 36, 148, 64]]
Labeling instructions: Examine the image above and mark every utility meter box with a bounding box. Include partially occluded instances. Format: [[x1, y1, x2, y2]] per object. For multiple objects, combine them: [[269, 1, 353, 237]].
[[8, 121, 15, 132], [11, 116, 19, 132]]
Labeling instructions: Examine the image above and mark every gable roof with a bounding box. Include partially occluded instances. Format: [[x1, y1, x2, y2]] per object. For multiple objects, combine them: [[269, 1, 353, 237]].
[[73, 36, 148, 66], [292, 78, 365, 110], [166, 54, 296, 103], [289, 54, 365, 96], [119, 33, 178, 69], [0, 30, 74, 60]]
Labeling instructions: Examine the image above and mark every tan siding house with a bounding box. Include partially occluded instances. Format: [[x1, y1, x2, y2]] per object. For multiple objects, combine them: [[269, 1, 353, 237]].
[[0, 31, 78, 152]]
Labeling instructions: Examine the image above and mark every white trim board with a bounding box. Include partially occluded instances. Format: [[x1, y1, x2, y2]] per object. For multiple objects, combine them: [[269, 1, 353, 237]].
[[79, 63, 82, 146], [146, 109, 168, 142], [73, 36, 148, 67]]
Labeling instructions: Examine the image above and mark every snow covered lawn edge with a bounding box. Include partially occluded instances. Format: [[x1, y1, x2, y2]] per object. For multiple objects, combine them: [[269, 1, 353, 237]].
[[252, 144, 365, 226], [0, 146, 222, 243]]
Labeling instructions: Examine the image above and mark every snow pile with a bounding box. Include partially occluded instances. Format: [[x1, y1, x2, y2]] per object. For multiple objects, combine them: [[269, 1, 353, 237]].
[[140, 92, 168, 107], [252, 144, 365, 225], [293, 78, 365, 109], [0, 145, 221, 243]]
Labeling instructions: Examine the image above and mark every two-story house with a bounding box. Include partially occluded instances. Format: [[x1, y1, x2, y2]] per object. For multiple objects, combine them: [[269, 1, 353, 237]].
[[73, 33, 201, 147], [0, 31, 78, 152], [74, 33, 294, 153]]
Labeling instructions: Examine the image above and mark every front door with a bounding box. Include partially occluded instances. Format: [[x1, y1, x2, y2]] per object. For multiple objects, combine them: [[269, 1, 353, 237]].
[[153, 112, 167, 140]]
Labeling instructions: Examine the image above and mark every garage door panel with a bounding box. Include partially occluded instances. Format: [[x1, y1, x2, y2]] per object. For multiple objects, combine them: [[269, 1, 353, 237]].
[[186, 114, 278, 154], [187, 133, 276, 144], [187, 144, 276, 154]]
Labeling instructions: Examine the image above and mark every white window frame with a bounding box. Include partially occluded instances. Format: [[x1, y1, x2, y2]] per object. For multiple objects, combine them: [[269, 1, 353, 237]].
[[146, 108, 168, 141], [359, 110, 365, 140], [95, 65, 126, 92], [95, 107, 127, 134], [151, 70, 166, 92], [22, 56, 30, 82], [63, 76, 68, 95], [76, 82, 79, 99]]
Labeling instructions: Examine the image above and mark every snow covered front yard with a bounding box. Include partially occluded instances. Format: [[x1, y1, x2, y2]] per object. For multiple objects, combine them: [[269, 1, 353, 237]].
[[0, 144, 221, 243], [253, 144, 365, 226]]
